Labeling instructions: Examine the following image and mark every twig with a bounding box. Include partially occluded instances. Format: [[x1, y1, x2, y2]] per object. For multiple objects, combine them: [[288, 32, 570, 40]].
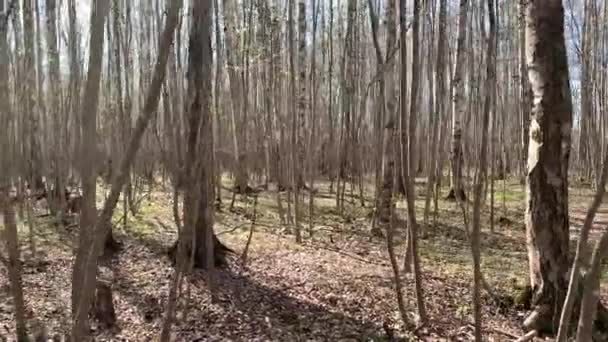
[[217, 223, 249, 236], [489, 327, 520, 339], [463, 322, 519, 340]]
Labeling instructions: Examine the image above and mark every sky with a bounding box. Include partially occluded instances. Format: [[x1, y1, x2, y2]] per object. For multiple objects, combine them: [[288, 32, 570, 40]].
[[3, 0, 585, 110]]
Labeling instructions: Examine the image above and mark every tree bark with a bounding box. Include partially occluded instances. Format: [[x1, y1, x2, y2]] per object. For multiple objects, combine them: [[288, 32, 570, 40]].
[[375, 0, 397, 233], [447, 0, 469, 201], [169, 0, 229, 270], [71, 0, 110, 336], [469, 0, 496, 339], [71, 0, 181, 337], [523, 0, 573, 335], [222, 0, 249, 194], [575, 230, 608, 341], [400, 0, 427, 323]]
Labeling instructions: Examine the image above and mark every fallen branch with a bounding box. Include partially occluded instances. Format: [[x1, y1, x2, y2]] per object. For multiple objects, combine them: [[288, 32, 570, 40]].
[[514, 330, 537, 342], [217, 223, 250, 236], [463, 322, 519, 340]]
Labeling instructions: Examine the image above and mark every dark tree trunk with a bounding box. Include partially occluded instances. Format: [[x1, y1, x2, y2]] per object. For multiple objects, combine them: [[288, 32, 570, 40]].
[[92, 280, 116, 329], [168, 229, 233, 268]]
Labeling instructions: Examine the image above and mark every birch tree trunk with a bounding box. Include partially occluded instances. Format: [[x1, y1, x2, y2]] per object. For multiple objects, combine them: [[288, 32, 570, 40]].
[[447, 0, 469, 201], [523, 0, 573, 335]]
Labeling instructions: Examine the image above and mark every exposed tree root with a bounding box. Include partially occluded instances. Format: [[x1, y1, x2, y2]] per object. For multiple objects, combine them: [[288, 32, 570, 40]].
[[514, 330, 537, 342], [517, 283, 608, 340], [167, 235, 234, 269], [103, 231, 122, 258], [444, 188, 466, 202], [92, 280, 116, 329]]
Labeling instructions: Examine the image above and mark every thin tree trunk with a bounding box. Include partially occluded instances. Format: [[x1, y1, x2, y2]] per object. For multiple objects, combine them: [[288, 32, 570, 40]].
[[71, 0, 110, 334], [1, 194, 28, 341], [222, 0, 248, 194], [401, 0, 427, 323], [447, 0, 469, 201], [556, 139, 608, 340], [575, 229, 608, 341], [469, 0, 496, 339], [71, 0, 181, 337]]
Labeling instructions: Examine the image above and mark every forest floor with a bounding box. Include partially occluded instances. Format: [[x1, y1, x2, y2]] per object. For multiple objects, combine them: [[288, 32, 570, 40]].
[[1, 176, 607, 341]]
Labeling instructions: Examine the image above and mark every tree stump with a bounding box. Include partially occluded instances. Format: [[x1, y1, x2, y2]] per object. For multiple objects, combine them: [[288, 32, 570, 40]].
[[92, 280, 116, 329]]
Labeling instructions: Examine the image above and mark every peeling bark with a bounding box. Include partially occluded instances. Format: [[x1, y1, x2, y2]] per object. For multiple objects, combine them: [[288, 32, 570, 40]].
[[523, 0, 573, 335]]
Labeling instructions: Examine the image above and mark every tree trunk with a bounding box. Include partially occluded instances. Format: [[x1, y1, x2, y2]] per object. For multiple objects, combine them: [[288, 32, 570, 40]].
[[70, 0, 181, 337], [297, 0, 306, 189], [575, 231, 608, 341], [469, 0, 496, 339], [523, 0, 573, 335], [170, 0, 229, 270], [222, 0, 249, 194], [23, 0, 42, 196], [447, 0, 469, 201], [518, 0, 530, 180], [71, 0, 110, 337], [1, 194, 28, 341], [401, 0, 427, 323], [375, 0, 397, 233], [46, 0, 66, 219]]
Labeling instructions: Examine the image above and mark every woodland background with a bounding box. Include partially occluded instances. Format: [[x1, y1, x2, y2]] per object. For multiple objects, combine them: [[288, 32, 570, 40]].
[[1, 0, 608, 341]]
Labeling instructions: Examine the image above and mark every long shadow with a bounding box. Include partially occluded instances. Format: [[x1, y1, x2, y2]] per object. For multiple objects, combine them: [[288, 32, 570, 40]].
[[180, 268, 388, 341], [107, 233, 391, 341], [114, 231, 390, 340], [430, 221, 526, 253]]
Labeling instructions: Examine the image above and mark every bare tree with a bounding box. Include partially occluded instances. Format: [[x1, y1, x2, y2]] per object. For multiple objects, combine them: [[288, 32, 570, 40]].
[[1, 1, 27, 336], [401, 0, 427, 324], [469, 0, 496, 339], [522, 0, 574, 335], [71, 0, 182, 337], [71, 0, 111, 336], [223, 0, 248, 194], [447, 0, 469, 201]]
